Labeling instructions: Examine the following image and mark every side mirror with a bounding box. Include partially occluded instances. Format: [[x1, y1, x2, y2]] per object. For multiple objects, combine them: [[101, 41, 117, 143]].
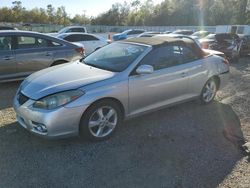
[[136, 65, 154, 75]]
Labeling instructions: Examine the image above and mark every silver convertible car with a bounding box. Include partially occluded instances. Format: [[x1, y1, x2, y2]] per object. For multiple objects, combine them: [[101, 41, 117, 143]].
[[13, 37, 229, 141]]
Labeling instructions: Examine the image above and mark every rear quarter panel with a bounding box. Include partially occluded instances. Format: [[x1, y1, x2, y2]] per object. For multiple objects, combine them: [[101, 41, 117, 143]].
[[53, 46, 82, 63]]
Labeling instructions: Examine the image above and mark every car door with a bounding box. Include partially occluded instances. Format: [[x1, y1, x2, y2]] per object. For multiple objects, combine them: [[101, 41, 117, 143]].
[[14, 35, 54, 76], [176, 45, 208, 96], [128, 45, 191, 115], [0, 35, 17, 80]]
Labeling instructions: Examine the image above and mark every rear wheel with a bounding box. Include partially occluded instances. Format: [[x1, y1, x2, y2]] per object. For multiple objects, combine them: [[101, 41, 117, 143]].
[[200, 78, 218, 104], [79, 100, 122, 141]]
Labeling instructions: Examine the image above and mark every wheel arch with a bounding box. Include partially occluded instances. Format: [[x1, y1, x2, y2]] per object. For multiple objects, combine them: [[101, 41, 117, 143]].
[[211, 75, 221, 89], [83, 97, 125, 120]]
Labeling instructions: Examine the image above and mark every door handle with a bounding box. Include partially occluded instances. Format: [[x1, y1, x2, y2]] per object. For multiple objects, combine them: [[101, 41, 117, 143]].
[[45, 52, 53, 56], [2, 56, 14, 60]]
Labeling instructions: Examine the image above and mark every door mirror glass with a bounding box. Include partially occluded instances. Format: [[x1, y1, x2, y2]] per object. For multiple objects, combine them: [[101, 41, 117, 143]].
[[136, 65, 154, 75]]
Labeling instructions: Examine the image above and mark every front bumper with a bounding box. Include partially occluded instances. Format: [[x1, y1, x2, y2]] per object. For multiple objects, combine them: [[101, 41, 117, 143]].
[[13, 94, 89, 139]]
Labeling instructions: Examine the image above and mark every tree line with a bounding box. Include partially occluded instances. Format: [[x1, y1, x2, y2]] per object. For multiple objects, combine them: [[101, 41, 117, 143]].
[[0, 0, 249, 26]]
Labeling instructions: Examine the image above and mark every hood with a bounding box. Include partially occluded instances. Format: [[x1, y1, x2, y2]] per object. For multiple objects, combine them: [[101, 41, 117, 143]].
[[21, 62, 115, 100]]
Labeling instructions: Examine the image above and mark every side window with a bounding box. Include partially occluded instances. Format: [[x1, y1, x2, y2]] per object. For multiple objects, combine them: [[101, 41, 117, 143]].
[[127, 30, 136, 35], [128, 30, 144, 35], [140, 46, 181, 70], [178, 45, 199, 63], [81, 35, 99, 41], [140, 45, 199, 71], [64, 35, 81, 42], [0, 36, 12, 51], [66, 29, 72, 33], [68, 28, 85, 33], [48, 40, 62, 47], [134, 30, 144, 34], [17, 36, 48, 49]]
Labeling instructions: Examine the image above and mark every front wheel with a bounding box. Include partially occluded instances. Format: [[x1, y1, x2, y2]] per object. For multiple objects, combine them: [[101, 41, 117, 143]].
[[79, 100, 122, 141], [200, 78, 218, 104]]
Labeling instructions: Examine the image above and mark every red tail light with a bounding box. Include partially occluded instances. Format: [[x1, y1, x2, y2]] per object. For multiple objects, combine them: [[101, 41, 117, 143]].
[[75, 47, 85, 55]]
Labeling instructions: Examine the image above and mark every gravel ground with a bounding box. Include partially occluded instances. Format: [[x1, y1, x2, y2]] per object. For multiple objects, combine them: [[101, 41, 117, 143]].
[[0, 58, 249, 188]]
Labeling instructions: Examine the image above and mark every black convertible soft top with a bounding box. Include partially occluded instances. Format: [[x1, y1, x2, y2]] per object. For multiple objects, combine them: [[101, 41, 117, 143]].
[[124, 36, 204, 58], [124, 36, 183, 47]]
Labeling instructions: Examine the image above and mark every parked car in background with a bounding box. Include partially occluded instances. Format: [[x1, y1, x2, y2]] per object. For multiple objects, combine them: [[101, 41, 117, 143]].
[[0, 30, 84, 82], [191, 30, 210, 39], [238, 34, 250, 56], [49, 26, 87, 36], [164, 31, 172, 34], [112, 29, 145, 41], [0, 26, 17, 30], [154, 34, 226, 58], [57, 33, 108, 55], [14, 36, 229, 141], [58, 26, 87, 34], [172, 30, 194, 35], [199, 33, 242, 62], [137, 31, 162, 38]]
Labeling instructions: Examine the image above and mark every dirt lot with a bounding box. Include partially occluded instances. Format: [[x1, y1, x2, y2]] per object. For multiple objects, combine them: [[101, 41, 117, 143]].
[[0, 58, 249, 188]]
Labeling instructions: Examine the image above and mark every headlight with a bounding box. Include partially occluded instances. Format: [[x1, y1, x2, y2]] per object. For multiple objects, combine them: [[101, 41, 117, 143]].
[[33, 90, 84, 110]]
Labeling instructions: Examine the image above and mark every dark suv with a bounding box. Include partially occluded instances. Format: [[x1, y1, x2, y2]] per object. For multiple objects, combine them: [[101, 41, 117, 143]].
[[199, 33, 242, 62]]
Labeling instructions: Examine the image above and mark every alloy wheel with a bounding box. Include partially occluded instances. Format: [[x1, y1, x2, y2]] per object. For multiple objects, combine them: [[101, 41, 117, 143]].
[[88, 106, 118, 138], [202, 80, 217, 103]]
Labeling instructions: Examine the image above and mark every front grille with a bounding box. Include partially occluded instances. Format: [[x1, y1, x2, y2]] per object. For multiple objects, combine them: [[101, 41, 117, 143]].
[[18, 92, 29, 105]]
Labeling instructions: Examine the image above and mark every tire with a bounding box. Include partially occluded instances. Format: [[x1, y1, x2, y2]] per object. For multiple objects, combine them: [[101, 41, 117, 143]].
[[79, 100, 122, 141], [200, 78, 218, 104]]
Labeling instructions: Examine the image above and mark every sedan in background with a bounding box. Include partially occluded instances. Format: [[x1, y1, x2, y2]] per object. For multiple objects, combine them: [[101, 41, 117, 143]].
[[49, 26, 87, 36], [0, 30, 84, 82], [57, 33, 108, 55], [191, 30, 210, 39], [0, 26, 18, 30], [58, 26, 87, 34], [112, 29, 145, 41], [172, 30, 194, 35], [14, 36, 229, 141], [199, 33, 242, 62]]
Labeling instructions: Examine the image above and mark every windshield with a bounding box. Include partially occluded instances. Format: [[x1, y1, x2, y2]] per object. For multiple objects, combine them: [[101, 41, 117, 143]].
[[58, 27, 68, 34], [83, 42, 147, 72]]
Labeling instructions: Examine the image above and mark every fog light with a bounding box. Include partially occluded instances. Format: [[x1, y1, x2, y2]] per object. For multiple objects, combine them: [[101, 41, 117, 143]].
[[32, 121, 47, 133]]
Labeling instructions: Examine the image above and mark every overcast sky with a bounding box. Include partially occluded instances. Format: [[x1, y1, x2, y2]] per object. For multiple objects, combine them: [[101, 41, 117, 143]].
[[1, 0, 164, 17]]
